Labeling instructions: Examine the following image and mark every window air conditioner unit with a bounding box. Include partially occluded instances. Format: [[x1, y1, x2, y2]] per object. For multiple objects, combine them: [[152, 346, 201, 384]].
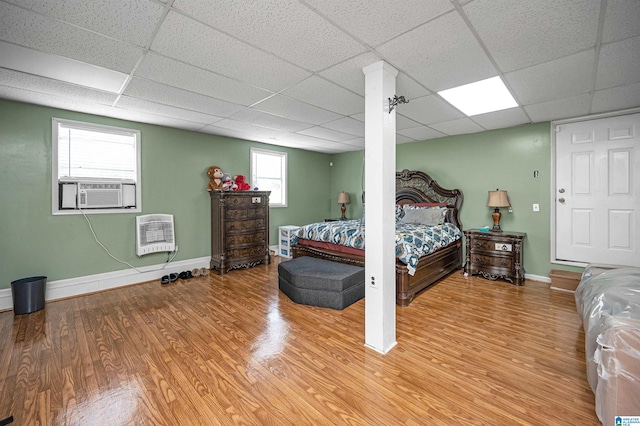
[[59, 180, 136, 209], [136, 214, 175, 256]]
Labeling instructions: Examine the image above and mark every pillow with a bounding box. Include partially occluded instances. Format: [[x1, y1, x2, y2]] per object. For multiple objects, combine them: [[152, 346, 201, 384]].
[[399, 207, 446, 225], [395, 204, 404, 222]]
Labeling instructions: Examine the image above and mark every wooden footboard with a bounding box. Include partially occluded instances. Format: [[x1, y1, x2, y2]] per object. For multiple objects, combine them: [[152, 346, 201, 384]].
[[292, 241, 462, 306]]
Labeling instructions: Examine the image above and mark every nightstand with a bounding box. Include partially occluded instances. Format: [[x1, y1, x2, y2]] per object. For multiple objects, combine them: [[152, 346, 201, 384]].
[[464, 229, 526, 285]]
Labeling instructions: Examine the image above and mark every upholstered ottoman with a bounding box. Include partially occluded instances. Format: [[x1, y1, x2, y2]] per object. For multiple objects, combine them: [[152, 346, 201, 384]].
[[278, 257, 365, 310]]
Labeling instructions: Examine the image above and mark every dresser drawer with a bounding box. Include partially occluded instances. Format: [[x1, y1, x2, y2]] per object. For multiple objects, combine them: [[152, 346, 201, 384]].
[[471, 254, 512, 270], [225, 218, 265, 232], [226, 231, 266, 247], [225, 206, 266, 220], [226, 245, 267, 259]]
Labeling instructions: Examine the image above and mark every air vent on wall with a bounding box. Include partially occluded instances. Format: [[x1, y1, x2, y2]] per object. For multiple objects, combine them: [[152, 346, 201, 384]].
[[136, 214, 175, 256]]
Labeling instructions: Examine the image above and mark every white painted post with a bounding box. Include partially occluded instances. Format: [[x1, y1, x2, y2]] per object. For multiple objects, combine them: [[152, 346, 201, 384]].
[[362, 61, 397, 354]]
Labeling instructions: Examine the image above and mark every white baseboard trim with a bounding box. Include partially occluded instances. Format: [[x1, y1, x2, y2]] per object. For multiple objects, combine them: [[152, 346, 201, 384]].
[[525, 273, 551, 283], [0, 256, 210, 312]]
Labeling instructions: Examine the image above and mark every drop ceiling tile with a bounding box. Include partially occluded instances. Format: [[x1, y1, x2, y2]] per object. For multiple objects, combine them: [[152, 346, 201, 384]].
[[0, 68, 117, 105], [150, 11, 310, 92], [595, 36, 640, 90], [0, 2, 142, 73], [123, 77, 245, 117], [0, 41, 128, 93], [602, 0, 640, 43], [211, 119, 288, 139], [276, 132, 334, 147], [297, 126, 354, 142], [229, 108, 311, 132], [0, 85, 208, 131], [11, 0, 165, 47], [430, 118, 484, 136], [343, 137, 364, 147], [115, 96, 223, 125], [350, 113, 365, 122], [397, 126, 446, 141], [396, 114, 423, 130], [319, 53, 431, 100], [135, 53, 274, 106], [591, 82, 640, 114], [321, 117, 364, 137], [397, 95, 464, 125], [253, 94, 344, 125], [199, 125, 256, 141], [377, 10, 496, 92], [173, 0, 366, 72], [505, 50, 595, 105], [313, 142, 361, 153], [396, 134, 416, 144], [282, 76, 364, 116], [524, 94, 591, 122], [471, 107, 530, 130], [305, 0, 454, 47], [464, 0, 600, 72]]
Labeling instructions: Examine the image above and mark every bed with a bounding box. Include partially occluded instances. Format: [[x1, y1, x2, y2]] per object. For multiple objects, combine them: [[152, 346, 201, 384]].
[[292, 169, 464, 306]]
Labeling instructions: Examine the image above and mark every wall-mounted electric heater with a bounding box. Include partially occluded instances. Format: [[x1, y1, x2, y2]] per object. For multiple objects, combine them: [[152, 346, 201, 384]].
[[136, 214, 175, 256]]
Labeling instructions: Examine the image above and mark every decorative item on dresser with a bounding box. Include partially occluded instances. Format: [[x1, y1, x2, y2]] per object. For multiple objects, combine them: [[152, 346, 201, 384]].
[[210, 191, 271, 275], [464, 229, 526, 285]]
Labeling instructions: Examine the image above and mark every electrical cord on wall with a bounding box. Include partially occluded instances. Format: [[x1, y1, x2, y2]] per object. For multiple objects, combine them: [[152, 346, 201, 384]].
[[80, 209, 178, 273]]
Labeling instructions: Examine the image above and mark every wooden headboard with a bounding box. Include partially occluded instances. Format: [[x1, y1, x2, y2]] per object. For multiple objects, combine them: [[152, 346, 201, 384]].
[[395, 169, 464, 230]]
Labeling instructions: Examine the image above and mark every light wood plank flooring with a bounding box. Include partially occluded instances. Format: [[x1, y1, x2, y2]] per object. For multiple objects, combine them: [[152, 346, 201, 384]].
[[0, 258, 599, 425]]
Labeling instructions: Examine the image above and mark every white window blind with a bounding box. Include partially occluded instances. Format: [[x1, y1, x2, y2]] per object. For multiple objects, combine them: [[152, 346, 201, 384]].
[[251, 148, 287, 207], [57, 121, 137, 180]]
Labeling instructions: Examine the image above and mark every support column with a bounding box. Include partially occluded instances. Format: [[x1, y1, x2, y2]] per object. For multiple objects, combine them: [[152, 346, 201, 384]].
[[362, 61, 397, 354]]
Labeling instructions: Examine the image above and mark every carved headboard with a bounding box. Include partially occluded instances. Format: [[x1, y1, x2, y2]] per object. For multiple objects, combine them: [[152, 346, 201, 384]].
[[395, 169, 464, 230]]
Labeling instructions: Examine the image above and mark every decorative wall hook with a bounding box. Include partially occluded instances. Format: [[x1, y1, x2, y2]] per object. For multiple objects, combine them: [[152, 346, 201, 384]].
[[388, 95, 409, 113]]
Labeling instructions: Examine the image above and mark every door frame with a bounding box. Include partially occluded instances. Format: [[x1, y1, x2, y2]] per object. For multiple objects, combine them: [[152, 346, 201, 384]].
[[550, 107, 640, 267]]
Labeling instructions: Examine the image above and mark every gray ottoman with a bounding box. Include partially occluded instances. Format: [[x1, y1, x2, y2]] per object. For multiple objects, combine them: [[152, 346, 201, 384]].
[[278, 256, 365, 310]]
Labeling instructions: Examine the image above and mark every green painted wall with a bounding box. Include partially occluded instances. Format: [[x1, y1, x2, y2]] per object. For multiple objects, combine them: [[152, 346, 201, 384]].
[[0, 99, 332, 288], [329, 123, 583, 278]]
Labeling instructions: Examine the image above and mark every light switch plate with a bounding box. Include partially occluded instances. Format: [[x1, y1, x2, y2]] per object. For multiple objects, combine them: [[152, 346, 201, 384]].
[[533, 203, 540, 212]]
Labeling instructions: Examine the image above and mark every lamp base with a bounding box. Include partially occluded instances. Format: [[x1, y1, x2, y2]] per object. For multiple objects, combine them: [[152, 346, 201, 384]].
[[491, 208, 503, 232], [340, 204, 347, 221]]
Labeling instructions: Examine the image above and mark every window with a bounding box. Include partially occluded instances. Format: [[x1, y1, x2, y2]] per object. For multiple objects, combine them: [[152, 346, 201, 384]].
[[251, 148, 287, 207], [52, 118, 141, 214]]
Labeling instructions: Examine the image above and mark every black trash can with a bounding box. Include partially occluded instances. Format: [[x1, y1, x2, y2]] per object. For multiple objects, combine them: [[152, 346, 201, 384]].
[[11, 276, 46, 314]]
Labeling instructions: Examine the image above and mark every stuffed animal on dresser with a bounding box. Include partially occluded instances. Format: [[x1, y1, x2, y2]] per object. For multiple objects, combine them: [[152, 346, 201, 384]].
[[207, 166, 224, 191], [221, 173, 236, 191], [234, 174, 251, 191]]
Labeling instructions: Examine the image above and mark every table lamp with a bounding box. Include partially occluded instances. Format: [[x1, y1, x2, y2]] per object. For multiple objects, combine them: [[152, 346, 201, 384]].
[[338, 192, 350, 220], [487, 189, 510, 232]]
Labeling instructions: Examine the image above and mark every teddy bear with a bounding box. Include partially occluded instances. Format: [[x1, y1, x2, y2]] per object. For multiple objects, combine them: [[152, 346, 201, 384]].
[[221, 173, 236, 191], [206, 166, 224, 191], [234, 174, 251, 191]]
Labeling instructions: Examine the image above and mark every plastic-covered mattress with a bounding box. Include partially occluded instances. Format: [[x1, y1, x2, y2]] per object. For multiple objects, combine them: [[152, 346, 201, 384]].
[[575, 264, 640, 425]]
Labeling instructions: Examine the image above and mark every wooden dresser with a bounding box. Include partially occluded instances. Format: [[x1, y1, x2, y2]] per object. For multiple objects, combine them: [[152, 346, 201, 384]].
[[210, 191, 271, 275], [463, 229, 526, 285]]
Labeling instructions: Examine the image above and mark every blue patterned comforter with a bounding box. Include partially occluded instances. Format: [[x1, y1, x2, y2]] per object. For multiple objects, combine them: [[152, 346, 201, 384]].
[[292, 219, 461, 275]]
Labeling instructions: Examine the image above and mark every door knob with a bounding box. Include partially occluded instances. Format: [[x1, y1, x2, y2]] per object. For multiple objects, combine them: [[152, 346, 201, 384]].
[[558, 198, 565, 203], [558, 188, 565, 193]]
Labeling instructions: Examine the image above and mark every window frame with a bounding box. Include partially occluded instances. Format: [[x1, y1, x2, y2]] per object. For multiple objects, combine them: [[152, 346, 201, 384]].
[[250, 148, 287, 208], [51, 117, 142, 215]]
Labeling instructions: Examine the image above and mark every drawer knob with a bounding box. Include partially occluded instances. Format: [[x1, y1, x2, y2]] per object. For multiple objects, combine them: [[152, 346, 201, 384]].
[[476, 242, 481, 247]]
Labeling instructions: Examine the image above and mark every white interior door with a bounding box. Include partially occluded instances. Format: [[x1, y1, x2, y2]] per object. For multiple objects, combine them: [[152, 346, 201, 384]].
[[555, 112, 640, 267]]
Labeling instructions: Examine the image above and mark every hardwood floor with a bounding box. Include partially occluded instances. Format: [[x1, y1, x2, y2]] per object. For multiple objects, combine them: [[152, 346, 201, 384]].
[[0, 258, 599, 425]]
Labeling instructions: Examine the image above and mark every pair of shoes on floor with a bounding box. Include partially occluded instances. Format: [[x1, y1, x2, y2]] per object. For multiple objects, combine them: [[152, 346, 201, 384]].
[[161, 273, 179, 285], [191, 267, 210, 277]]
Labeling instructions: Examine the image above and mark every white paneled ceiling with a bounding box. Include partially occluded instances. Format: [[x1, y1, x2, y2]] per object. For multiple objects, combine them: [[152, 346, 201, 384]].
[[1, 0, 639, 153]]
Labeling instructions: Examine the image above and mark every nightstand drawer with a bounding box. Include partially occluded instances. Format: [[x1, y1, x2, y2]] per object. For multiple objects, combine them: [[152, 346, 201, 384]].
[[471, 254, 512, 270], [472, 238, 513, 253]]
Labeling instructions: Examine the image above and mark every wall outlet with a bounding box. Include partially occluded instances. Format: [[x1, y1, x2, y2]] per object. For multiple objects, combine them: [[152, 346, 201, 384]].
[[370, 276, 376, 287], [533, 203, 540, 212]]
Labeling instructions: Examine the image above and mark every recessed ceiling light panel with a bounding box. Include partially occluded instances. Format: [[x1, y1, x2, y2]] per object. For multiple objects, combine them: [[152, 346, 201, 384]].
[[437, 76, 518, 116]]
